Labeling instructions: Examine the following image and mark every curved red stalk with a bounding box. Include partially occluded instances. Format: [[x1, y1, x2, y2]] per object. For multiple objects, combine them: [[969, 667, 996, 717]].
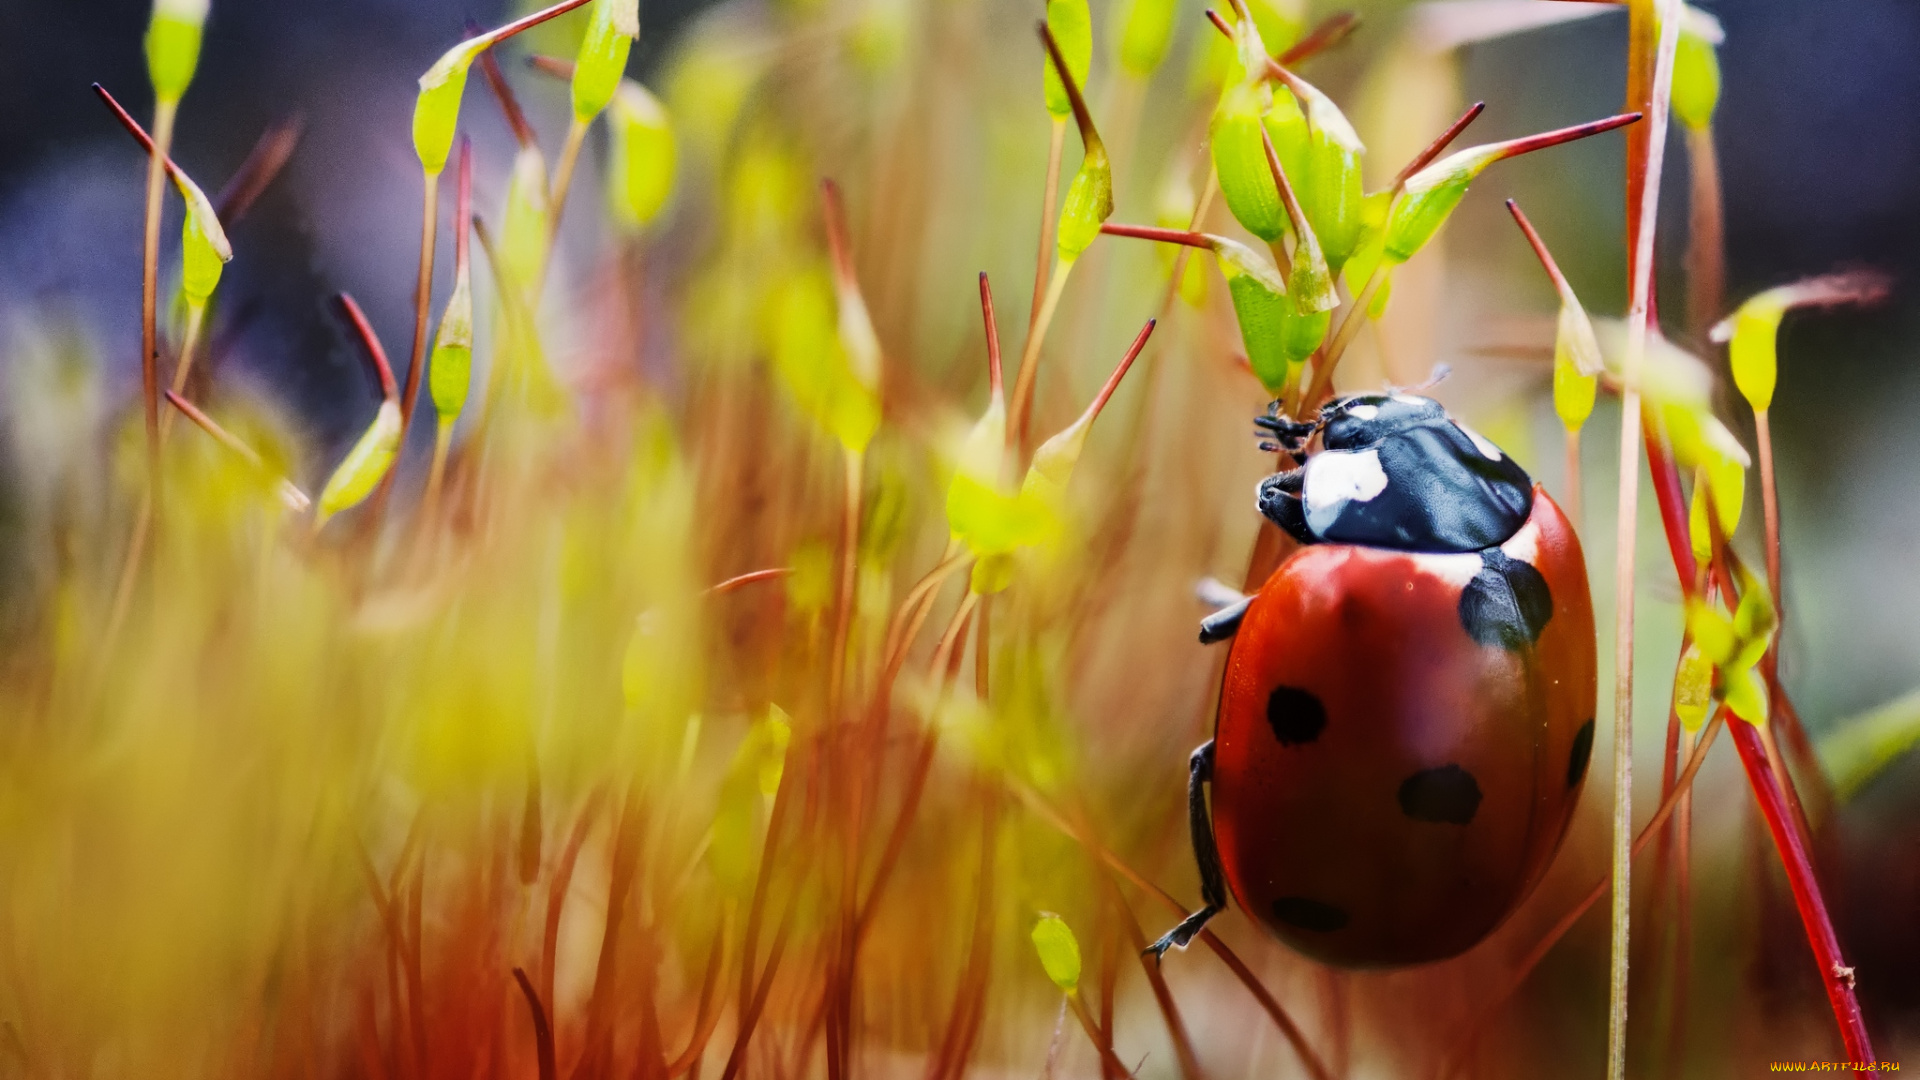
[[1394, 102, 1487, 190], [473, 29, 537, 150], [92, 83, 189, 188], [163, 392, 263, 470], [1037, 22, 1103, 154], [1489, 112, 1642, 164], [978, 272, 1003, 401], [1643, 415, 1879, 1070], [214, 116, 303, 223], [1279, 11, 1360, 65], [454, 138, 473, 277], [511, 969, 558, 1080], [1729, 721, 1877, 1068], [336, 294, 400, 401], [1084, 320, 1157, 423], [706, 567, 794, 595], [1099, 222, 1214, 249], [1506, 199, 1573, 295]]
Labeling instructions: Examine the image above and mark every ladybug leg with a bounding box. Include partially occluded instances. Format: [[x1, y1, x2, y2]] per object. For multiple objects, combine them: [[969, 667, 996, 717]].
[[1256, 469, 1317, 547], [1144, 741, 1228, 961], [1199, 598, 1252, 644], [1195, 577, 1252, 644]]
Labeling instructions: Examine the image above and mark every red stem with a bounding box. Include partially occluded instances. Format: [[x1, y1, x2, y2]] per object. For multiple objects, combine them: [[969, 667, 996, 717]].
[[1485, 112, 1642, 165], [1506, 199, 1573, 295], [455, 138, 473, 275], [1643, 416, 1877, 1070], [484, 0, 595, 52], [1037, 22, 1102, 153], [1728, 721, 1877, 1069], [706, 567, 794, 595], [979, 272, 1003, 400], [474, 27, 538, 150], [1395, 102, 1487, 190], [1279, 11, 1360, 65], [92, 83, 187, 188], [336, 294, 400, 401], [1099, 222, 1214, 249], [1085, 320, 1157, 421]]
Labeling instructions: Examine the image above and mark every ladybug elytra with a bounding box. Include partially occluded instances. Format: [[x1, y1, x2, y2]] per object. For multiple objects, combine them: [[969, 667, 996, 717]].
[[1151, 393, 1598, 968]]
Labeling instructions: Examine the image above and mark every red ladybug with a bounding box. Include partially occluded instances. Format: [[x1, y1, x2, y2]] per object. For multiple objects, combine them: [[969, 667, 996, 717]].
[[1149, 393, 1597, 967]]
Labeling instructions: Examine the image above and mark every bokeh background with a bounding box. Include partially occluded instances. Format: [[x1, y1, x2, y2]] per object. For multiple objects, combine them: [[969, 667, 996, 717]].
[[0, 0, 1916, 1074]]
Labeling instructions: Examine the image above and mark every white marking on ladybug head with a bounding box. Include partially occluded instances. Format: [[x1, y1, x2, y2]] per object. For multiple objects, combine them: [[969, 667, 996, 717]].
[[1412, 551, 1487, 590], [1345, 403, 1380, 421], [1303, 448, 1389, 536], [1457, 422, 1504, 461], [1393, 394, 1426, 407], [1501, 517, 1541, 566]]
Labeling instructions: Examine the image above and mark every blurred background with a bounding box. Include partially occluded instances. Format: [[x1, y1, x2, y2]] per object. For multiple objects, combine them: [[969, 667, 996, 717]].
[[0, 0, 1916, 1075]]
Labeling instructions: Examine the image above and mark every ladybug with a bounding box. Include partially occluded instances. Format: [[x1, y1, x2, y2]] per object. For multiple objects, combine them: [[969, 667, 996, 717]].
[[1149, 393, 1597, 967]]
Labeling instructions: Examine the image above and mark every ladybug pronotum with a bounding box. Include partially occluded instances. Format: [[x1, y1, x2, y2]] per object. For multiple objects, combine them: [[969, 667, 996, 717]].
[[1151, 393, 1598, 968]]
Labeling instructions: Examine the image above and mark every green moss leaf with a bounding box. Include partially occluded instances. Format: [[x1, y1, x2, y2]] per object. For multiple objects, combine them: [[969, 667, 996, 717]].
[[1042, 0, 1093, 119], [146, 0, 208, 103], [1031, 913, 1081, 993], [317, 400, 403, 523], [573, 0, 640, 121], [608, 81, 677, 230]]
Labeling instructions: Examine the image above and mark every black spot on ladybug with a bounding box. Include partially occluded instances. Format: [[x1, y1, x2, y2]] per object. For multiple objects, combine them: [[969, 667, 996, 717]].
[[1568, 718, 1596, 789], [1265, 686, 1327, 746], [1458, 549, 1553, 650], [1398, 765, 1483, 825], [1272, 897, 1349, 933]]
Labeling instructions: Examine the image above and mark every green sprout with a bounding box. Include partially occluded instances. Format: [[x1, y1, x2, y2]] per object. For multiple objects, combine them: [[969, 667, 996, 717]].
[[1031, 913, 1082, 994], [571, 0, 640, 123], [146, 0, 209, 105], [316, 296, 403, 528], [607, 81, 677, 231], [1041, 0, 1092, 122], [1115, 0, 1177, 78], [1671, 7, 1723, 133], [1385, 112, 1641, 265]]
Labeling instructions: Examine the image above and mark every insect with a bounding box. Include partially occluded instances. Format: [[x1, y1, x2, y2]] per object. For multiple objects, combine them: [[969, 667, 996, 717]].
[[1150, 393, 1597, 967]]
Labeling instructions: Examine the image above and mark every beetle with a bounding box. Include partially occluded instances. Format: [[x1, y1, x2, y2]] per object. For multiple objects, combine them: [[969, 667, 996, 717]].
[[1149, 393, 1597, 967]]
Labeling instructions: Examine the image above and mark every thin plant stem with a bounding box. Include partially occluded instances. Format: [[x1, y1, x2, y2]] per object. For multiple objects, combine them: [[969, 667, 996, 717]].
[[1065, 993, 1132, 1080], [140, 98, 180, 512], [424, 420, 456, 525], [1728, 719, 1878, 1070], [164, 391, 311, 511], [1605, 5, 1683, 1074], [423, 140, 473, 525], [1565, 427, 1585, 527], [828, 448, 864, 722], [549, 116, 590, 241], [1014, 784, 1334, 1080], [1304, 266, 1384, 405], [707, 567, 794, 596], [396, 173, 441, 459], [1685, 124, 1724, 342], [1393, 102, 1488, 190], [1010, 260, 1075, 451], [1661, 724, 1696, 1079], [1755, 408, 1783, 622], [974, 597, 990, 701], [158, 305, 208, 443], [1644, 424, 1879, 1070], [1030, 119, 1067, 337]]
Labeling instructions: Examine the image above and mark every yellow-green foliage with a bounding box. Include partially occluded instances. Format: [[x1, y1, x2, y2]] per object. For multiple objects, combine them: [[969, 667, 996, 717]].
[[0, 1, 1903, 1076]]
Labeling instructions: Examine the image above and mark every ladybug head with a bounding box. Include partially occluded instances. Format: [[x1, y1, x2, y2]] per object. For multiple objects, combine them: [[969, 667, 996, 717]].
[[1252, 393, 1449, 462], [1319, 394, 1448, 451], [1250, 388, 1536, 553]]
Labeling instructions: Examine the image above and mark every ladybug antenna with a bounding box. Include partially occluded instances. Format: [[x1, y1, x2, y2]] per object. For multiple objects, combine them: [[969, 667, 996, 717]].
[[1391, 363, 1454, 396]]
